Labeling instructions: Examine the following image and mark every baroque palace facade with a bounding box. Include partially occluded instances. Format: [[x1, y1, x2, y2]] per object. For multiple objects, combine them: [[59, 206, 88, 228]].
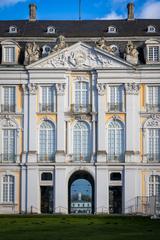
[[0, 2, 160, 214]]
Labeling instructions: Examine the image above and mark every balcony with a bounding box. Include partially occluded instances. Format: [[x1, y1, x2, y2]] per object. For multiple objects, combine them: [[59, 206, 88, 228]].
[[107, 154, 124, 163], [0, 154, 19, 163], [146, 154, 160, 163], [146, 104, 160, 112], [71, 104, 92, 114], [108, 103, 124, 112], [37, 154, 55, 162], [39, 104, 55, 113], [1, 104, 16, 113], [70, 154, 91, 162]]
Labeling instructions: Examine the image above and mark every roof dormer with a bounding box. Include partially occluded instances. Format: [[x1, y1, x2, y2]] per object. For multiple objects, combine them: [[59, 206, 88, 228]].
[[9, 26, 17, 34]]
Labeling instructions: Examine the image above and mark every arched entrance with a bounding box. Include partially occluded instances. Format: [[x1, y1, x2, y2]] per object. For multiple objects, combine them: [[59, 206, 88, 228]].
[[68, 171, 94, 214]]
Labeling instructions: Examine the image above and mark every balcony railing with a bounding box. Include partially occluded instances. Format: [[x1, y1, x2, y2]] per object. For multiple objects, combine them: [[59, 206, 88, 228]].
[[39, 104, 55, 113], [108, 103, 124, 112], [1, 104, 16, 113], [71, 104, 92, 113], [37, 154, 55, 162], [146, 104, 160, 112], [107, 154, 124, 162], [146, 154, 160, 163], [0, 154, 18, 163], [71, 154, 91, 162]]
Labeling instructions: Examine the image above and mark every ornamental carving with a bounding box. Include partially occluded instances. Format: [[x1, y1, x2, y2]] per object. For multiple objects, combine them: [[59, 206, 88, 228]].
[[56, 83, 66, 96], [96, 83, 107, 95], [96, 37, 119, 56], [52, 35, 68, 52], [36, 44, 117, 69], [22, 83, 38, 95], [0, 115, 17, 128], [125, 83, 140, 95], [144, 114, 160, 128], [24, 42, 40, 65], [124, 41, 139, 65]]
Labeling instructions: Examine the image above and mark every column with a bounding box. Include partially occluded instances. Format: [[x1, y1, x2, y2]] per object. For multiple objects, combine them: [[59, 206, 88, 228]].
[[97, 83, 107, 162], [55, 83, 66, 162], [125, 83, 140, 162]]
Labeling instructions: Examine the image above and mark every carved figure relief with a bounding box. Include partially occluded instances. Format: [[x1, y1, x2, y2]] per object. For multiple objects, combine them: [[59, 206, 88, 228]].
[[124, 41, 139, 65], [125, 83, 140, 95], [96, 37, 119, 55], [24, 42, 40, 65]]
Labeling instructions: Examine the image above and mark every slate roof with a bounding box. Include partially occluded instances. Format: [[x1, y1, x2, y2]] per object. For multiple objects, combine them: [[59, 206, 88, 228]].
[[0, 19, 160, 38]]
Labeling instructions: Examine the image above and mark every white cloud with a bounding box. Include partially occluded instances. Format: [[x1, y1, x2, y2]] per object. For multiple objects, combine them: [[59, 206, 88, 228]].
[[0, 0, 26, 7], [99, 11, 124, 20], [139, 1, 160, 19]]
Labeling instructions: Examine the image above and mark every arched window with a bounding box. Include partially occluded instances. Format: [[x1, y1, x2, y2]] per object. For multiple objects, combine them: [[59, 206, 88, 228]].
[[74, 81, 89, 112], [107, 120, 125, 161], [73, 122, 90, 161], [147, 25, 156, 33], [147, 128, 160, 161], [39, 121, 56, 162], [47, 26, 56, 34], [2, 175, 14, 203], [149, 175, 160, 199]]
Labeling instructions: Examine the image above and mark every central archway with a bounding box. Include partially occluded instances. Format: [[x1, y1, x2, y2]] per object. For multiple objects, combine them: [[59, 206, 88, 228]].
[[68, 171, 94, 214]]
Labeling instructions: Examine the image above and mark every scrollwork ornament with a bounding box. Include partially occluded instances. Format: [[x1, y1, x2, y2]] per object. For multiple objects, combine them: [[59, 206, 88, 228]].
[[96, 83, 107, 96], [125, 83, 140, 95], [56, 83, 66, 96]]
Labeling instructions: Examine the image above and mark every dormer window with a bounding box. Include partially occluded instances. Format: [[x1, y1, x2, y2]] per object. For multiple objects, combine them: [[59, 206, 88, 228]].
[[147, 25, 156, 33], [1, 40, 20, 64], [145, 40, 160, 64], [9, 26, 17, 33], [108, 26, 117, 33], [47, 26, 56, 34]]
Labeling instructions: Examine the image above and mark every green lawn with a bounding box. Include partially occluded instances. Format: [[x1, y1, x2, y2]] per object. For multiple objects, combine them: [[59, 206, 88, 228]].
[[0, 215, 159, 240]]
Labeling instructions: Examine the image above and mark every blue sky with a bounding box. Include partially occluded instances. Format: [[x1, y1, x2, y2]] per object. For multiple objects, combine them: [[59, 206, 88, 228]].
[[0, 0, 160, 20]]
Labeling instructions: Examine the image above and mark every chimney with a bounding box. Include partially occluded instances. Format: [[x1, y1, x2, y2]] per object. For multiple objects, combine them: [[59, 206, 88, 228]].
[[127, 2, 134, 20], [29, 3, 37, 21]]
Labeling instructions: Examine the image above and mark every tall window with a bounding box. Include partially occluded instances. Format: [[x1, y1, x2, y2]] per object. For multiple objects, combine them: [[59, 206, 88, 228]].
[[108, 120, 125, 161], [73, 122, 90, 161], [40, 86, 55, 112], [147, 86, 160, 111], [3, 129, 16, 162], [2, 87, 15, 112], [73, 81, 89, 112], [4, 47, 15, 63], [149, 175, 160, 199], [148, 46, 159, 62], [109, 85, 124, 112], [147, 129, 160, 161], [2, 175, 15, 203], [39, 121, 56, 161]]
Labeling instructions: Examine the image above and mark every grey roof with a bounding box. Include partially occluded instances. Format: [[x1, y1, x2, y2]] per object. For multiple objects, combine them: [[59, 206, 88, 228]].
[[0, 19, 160, 38]]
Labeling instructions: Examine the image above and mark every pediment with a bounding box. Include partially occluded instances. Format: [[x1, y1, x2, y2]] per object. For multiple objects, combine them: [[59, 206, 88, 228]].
[[27, 42, 133, 70]]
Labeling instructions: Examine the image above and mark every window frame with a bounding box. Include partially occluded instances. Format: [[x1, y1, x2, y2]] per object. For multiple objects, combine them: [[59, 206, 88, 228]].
[[39, 85, 56, 112], [2, 175, 15, 204]]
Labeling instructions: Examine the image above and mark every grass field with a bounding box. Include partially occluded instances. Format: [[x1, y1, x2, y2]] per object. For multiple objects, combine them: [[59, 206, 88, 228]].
[[0, 215, 159, 240]]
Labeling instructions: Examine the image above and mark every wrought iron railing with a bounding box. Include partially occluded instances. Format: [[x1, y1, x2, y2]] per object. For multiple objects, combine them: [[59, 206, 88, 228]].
[[146, 104, 160, 112], [0, 154, 18, 163], [108, 103, 124, 112], [37, 154, 55, 162], [1, 104, 16, 113], [107, 154, 124, 162], [71, 104, 92, 113], [39, 104, 55, 113], [146, 154, 160, 162], [71, 154, 91, 162]]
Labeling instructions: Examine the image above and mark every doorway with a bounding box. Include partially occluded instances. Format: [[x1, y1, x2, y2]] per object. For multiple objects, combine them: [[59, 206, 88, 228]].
[[109, 186, 122, 214], [68, 171, 94, 214], [41, 186, 53, 213]]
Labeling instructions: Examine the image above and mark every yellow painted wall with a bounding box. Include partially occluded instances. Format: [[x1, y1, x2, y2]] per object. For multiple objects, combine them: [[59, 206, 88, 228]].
[[16, 85, 23, 113], [140, 84, 145, 110], [36, 114, 57, 125], [105, 113, 126, 122]]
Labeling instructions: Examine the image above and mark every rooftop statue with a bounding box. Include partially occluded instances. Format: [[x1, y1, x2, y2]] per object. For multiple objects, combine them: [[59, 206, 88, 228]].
[[24, 42, 40, 65], [96, 37, 116, 55], [124, 41, 139, 65], [52, 35, 68, 52]]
